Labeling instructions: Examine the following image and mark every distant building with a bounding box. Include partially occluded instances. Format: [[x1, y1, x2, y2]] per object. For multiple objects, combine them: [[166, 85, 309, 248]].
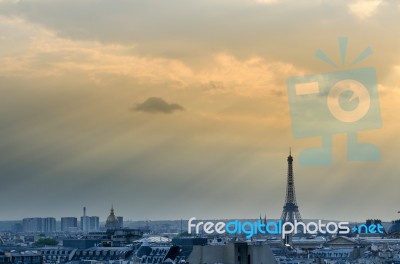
[[117, 216, 123, 228], [109, 229, 142, 246], [81, 216, 88, 232], [11, 223, 23, 233], [81, 216, 99, 232], [22, 218, 42, 233], [22, 217, 56, 233], [88, 216, 100, 231], [105, 206, 120, 230], [61, 217, 78, 232], [388, 220, 400, 238], [63, 239, 101, 249], [42, 217, 56, 233], [81, 207, 88, 232], [83, 229, 142, 247], [80, 207, 100, 232]]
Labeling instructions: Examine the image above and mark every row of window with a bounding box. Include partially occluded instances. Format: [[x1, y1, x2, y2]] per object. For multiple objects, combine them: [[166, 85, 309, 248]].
[[141, 256, 164, 264], [42, 250, 71, 255], [148, 248, 168, 255]]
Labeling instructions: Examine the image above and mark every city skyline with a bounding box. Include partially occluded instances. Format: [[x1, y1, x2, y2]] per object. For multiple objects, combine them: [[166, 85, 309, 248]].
[[0, 0, 399, 222]]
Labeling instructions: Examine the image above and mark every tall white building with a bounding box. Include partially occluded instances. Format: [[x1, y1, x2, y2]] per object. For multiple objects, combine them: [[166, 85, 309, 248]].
[[80, 207, 100, 232], [117, 216, 124, 228], [61, 217, 78, 232], [22, 218, 42, 233], [43, 217, 56, 233], [22, 217, 56, 233]]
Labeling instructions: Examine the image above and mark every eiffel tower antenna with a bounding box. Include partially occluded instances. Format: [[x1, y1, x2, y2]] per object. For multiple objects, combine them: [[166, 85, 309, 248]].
[[281, 150, 303, 244]]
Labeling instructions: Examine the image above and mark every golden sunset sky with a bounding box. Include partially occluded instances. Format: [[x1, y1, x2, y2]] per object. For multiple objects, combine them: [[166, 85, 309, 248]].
[[0, 0, 399, 221]]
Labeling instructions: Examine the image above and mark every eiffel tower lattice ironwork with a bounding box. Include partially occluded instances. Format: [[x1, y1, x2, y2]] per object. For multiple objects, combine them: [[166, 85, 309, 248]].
[[280, 150, 302, 223]]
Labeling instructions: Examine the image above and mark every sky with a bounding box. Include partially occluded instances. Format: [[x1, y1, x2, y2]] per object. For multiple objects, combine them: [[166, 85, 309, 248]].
[[0, 0, 399, 222]]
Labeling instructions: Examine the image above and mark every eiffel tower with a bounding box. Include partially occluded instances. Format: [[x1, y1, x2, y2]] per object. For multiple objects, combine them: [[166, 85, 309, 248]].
[[281, 150, 302, 244]]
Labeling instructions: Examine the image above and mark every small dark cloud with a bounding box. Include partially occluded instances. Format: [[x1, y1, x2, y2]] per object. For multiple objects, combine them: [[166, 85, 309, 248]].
[[133, 97, 185, 114]]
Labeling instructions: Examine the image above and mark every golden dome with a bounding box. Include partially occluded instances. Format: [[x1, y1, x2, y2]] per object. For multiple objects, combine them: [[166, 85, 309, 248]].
[[105, 205, 120, 230]]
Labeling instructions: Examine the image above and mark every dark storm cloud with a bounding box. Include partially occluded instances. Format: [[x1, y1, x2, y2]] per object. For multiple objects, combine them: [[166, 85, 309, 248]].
[[134, 97, 184, 114]]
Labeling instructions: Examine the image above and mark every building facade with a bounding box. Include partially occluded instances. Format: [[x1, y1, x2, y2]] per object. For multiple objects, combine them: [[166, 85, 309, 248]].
[[81, 216, 100, 232], [22, 218, 56, 233], [22, 218, 42, 233], [43, 217, 56, 233], [117, 217, 124, 228], [61, 217, 78, 232]]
